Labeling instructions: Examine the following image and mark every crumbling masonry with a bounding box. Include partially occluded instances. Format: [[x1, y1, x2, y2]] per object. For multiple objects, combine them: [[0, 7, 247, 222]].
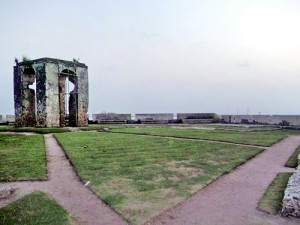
[[14, 58, 88, 127]]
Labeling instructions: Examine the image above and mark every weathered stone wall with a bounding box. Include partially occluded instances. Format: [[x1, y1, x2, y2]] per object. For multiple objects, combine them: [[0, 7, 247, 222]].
[[177, 113, 221, 122], [182, 119, 214, 124], [77, 67, 89, 126], [92, 113, 130, 122], [35, 63, 47, 126], [282, 161, 300, 218], [222, 115, 300, 126], [0, 115, 15, 123], [22, 72, 36, 126], [135, 113, 173, 121], [14, 58, 88, 127], [14, 63, 41, 126], [14, 66, 22, 126], [45, 63, 60, 127], [58, 75, 66, 126], [221, 115, 231, 123]]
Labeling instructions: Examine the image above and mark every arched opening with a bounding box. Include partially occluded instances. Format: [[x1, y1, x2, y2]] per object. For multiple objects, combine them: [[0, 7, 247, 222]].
[[26, 67, 37, 120], [23, 68, 36, 91], [65, 77, 75, 114], [23, 67, 35, 76], [29, 79, 37, 122], [59, 69, 78, 126]]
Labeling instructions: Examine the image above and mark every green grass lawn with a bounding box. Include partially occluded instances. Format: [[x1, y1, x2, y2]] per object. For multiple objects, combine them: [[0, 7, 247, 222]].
[[55, 132, 263, 224], [78, 124, 133, 131], [77, 124, 171, 131], [0, 192, 74, 225], [214, 126, 279, 131], [0, 134, 47, 181], [258, 173, 292, 214], [110, 127, 292, 146], [0, 125, 70, 134], [285, 146, 300, 168]]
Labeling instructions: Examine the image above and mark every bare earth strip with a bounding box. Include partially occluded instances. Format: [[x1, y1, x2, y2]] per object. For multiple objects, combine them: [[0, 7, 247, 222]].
[[0, 134, 127, 225], [109, 131, 268, 148], [147, 136, 300, 225]]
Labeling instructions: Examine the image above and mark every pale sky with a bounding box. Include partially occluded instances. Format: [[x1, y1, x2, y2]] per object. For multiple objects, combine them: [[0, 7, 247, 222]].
[[1, 0, 300, 115]]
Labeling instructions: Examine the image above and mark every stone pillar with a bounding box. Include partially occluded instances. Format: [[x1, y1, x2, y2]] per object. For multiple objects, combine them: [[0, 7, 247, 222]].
[[77, 67, 88, 126], [36, 64, 47, 127], [59, 75, 66, 127], [14, 66, 22, 126]]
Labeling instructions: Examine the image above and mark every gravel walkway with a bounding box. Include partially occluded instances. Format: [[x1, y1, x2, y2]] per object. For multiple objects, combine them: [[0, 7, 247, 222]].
[[147, 136, 300, 225]]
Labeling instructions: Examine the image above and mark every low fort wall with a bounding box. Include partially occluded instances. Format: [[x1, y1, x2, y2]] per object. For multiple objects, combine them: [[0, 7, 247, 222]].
[[92, 114, 131, 123], [222, 115, 300, 126], [6, 115, 15, 123], [178, 113, 220, 123], [135, 113, 173, 122], [0, 115, 15, 124], [5, 113, 300, 125]]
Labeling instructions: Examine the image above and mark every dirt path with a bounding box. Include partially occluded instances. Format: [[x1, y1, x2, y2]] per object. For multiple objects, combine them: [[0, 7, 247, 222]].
[[109, 131, 267, 148], [147, 136, 300, 225], [0, 134, 127, 225]]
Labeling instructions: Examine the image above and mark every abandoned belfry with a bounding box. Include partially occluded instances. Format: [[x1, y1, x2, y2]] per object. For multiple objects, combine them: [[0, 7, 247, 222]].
[[14, 58, 89, 127]]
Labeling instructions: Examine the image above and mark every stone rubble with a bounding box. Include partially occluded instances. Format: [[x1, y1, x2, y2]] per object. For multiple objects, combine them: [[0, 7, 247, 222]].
[[281, 156, 300, 218]]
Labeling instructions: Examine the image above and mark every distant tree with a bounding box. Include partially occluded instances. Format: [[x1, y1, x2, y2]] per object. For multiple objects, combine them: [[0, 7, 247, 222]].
[[22, 55, 30, 62]]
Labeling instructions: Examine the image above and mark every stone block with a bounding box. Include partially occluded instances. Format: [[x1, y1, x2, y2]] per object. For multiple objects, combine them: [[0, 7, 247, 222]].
[[282, 171, 300, 218]]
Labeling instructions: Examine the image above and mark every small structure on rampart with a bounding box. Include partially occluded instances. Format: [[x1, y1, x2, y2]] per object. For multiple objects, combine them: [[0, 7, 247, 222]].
[[14, 58, 88, 127]]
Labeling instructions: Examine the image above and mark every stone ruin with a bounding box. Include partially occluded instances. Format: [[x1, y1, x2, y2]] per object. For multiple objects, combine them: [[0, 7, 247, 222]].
[[14, 58, 88, 127], [282, 159, 300, 218]]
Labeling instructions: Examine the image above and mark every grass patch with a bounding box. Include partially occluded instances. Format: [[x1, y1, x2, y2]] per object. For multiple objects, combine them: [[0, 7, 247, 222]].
[[285, 146, 300, 168], [78, 124, 132, 131], [0, 125, 70, 134], [258, 173, 292, 214], [0, 134, 47, 181], [77, 124, 171, 132], [209, 125, 279, 131], [55, 132, 263, 224], [110, 127, 291, 146], [0, 192, 74, 225]]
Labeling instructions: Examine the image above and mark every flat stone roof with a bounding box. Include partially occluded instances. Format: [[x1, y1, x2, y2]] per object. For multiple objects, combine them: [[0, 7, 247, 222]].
[[18, 57, 87, 68]]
